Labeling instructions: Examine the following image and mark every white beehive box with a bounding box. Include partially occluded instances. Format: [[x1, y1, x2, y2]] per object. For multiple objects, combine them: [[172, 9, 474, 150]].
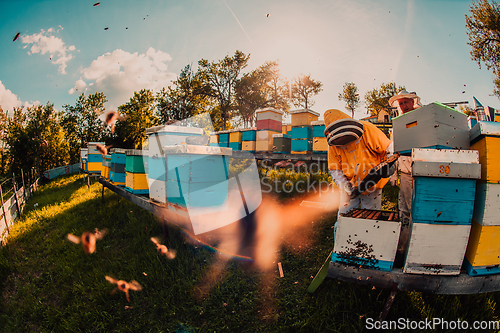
[[332, 209, 401, 271], [404, 223, 471, 275]]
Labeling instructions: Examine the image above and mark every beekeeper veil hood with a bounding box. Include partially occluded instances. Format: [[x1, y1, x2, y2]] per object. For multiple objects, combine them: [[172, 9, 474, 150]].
[[324, 109, 364, 146]]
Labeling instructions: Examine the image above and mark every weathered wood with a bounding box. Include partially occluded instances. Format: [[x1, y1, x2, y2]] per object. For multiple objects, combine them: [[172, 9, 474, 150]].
[[12, 174, 20, 219], [0, 184, 8, 234], [325, 262, 500, 294], [379, 283, 398, 321]]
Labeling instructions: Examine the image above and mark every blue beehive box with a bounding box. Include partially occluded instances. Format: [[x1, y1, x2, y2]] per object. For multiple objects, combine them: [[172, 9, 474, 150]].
[[290, 126, 312, 139], [228, 142, 241, 151], [241, 129, 257, 141], [218, 132, 230, 143], [110, 148, 127, 185], [311, 121, 325, 137], [291, 139, 312, 152], [163, 145, 231, 208]]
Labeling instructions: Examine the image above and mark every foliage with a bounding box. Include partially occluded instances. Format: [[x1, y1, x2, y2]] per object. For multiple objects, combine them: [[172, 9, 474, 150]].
[[458, 104, 476, 117], [338, 82, 360, 118], [6, 103, 69, 176], [198, 50, 250, 130], [364, 82, 405, 117], [116, 89, 160, 149], [235, 61, 291, 128], [61, 92, 108, 163], [0, 107, 9, 175], [466, 0, 500, 98], [156, 64, 212, 124], [289, 74, 323, 109]]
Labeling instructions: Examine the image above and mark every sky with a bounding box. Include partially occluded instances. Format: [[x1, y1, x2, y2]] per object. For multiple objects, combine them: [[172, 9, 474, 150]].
[[0, 0, 497, 121]]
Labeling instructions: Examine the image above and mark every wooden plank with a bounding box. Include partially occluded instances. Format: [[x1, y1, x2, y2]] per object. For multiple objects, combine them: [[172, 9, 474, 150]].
[[325, 262, 500, 294]]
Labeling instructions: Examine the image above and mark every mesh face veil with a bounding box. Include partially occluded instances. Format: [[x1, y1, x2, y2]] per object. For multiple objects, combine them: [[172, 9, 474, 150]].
[[324, 109, 364, 146]]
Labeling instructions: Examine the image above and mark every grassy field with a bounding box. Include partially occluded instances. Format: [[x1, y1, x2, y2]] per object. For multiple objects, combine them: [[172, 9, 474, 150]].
[[0, 173, 499, 332]]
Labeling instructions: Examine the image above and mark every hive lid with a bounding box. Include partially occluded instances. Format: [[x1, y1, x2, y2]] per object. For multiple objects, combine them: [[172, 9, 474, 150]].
[[109, 148, 127, 154], [125, 149, 143, 156], [162, 145, 233, 155], [289, 108, 320, 117], [411, 148, 479, 164], [145, 125, 204, 135], [311, 120, 325, 126], [469, 121, 500, 142], [255, 107, 284, 115]]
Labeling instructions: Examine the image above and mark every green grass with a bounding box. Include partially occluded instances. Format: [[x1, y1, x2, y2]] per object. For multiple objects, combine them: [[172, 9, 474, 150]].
[[0, 173, 499, 332]]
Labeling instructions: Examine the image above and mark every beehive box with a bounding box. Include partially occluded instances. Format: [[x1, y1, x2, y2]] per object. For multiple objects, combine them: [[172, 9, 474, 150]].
[[228, 142, 241, 151], [403, 223, 471, 275], [290, 126, 312, 139], [331, 209, 401, 271], [313, 137, 328, 153], [290, 109, 320, 126], [470, 121, 500, 183], [210, 133, 218, 144], [272, 134, 291, 153], [125, 172, 149, 194], [88, 142, 106, 154], [256, 139, 273, 151], [242, 141, 256, 152], [102, 154, 111, 180], [255, 107, 284, 122], [110, 148, 127, 186], [218, 131, 230, 143], [241, 129, 256, 141], [411, 148, 480, 225], [291, 139, 312, 153], [392, 102, 470, 155], [161, 145, 232, 207], [146, 125, 204, 201], [282, 124, 289, 134], [228, 130, 242, 143], [125, 149, 145, 173], [256, 119, 282, 132], [472, 182, 500, 226], [464, 221, 500, 276], [311, 120, 325, 137], [256, 129, 280, 141], [87, 152, 103, 175]]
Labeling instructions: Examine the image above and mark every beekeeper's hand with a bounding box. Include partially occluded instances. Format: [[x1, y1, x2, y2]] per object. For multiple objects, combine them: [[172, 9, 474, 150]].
[[390, 171, 398, 187]]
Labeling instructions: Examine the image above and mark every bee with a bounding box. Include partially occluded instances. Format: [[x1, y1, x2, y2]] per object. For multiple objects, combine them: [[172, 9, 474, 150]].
[[104, 111, 128, 133], [67, 228, 107, 254], [105, 276, 142, 302], [150, 237, 176, 259], [96, 143, 112, 155], [13, 32, 21, 42]]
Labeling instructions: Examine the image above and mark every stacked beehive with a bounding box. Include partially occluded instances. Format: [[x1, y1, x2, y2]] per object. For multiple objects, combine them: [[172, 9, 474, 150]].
[[80, 148, 88, 171], [290, 109, 319, 154], [228, 129, 242, 151], [311, 120, 327, 154], [255, 108, 283, 152], [465, 122, 500, 276], [87, 142, 105, 175], [209, 133, 219, 147], [145, 125, 204, 204], [241, 128, 256, 152], [332, 209, 401, 271], [125, 149, 148, 195], [282, 123, 291, 135], [110, 148, 127, 186], [403, 148, 480, 275], [102, 154, 111, 180], [217, 130, 230, 148]]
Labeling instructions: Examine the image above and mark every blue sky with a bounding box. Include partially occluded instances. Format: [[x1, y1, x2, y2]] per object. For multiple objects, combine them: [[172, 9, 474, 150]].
[[0, 0, 497, 120]]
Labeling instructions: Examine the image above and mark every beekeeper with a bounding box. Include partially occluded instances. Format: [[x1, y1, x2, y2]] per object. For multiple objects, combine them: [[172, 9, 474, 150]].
[[388, 90, 422, 254], [325, 109, 392, 215]]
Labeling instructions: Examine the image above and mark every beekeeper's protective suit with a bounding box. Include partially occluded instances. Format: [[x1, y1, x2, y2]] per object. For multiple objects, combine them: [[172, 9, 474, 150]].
[[325, 109, 392, 215]]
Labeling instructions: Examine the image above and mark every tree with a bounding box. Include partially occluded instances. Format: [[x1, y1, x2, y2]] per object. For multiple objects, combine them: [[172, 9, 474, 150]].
[[234, 60, 291, 127], [61, 92, 108, 163], [198, 50, 250, 130], [338, 82, 360, 118], [466, 0, 500, 97], [289, 74, 323, 109], [458, 104, 476, 116], [7, 103, 69, 176], [364, 82, 405, 117], [116, 89, 160, 149], [156, 64, 212, 123]]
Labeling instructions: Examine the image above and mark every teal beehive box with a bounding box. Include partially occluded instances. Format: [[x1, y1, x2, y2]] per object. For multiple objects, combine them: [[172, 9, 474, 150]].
[[311, 120, 325, 137], [241, 128, 257, 141], [291, 126, 312, 139], [125, 149, 145, 173]]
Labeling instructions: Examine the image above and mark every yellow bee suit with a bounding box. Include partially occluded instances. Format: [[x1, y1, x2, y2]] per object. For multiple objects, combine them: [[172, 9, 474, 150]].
[[326, 110, 391, 191]]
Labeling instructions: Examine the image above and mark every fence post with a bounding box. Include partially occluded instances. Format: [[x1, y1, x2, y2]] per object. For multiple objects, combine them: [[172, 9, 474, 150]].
[[12, 173, 20, 219], [21, 169, 26, 202], [0, 182, 8, 235]]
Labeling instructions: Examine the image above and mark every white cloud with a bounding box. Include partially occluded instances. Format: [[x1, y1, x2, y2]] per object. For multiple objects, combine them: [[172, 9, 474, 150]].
[[72, 47, 176, 110], [0, 81, 39, 114], [21, 28, 76, 74]]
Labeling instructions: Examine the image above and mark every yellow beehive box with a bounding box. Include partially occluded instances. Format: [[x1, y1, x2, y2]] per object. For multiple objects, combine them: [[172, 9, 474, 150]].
[[464, 221, 500, 275], [126, 172, 149, 191], [291, 151, 312, 154], [470, 136, 500, 183], [290, 109, 320, 126], [256, 139, 273, 151], [210, 134, 218, 144], [313, 137, 328, 151], [87, 162, 102, 174], [229, 130, 242, 143], [282, 124, 288, 134], [242, 141, 256, 151]]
